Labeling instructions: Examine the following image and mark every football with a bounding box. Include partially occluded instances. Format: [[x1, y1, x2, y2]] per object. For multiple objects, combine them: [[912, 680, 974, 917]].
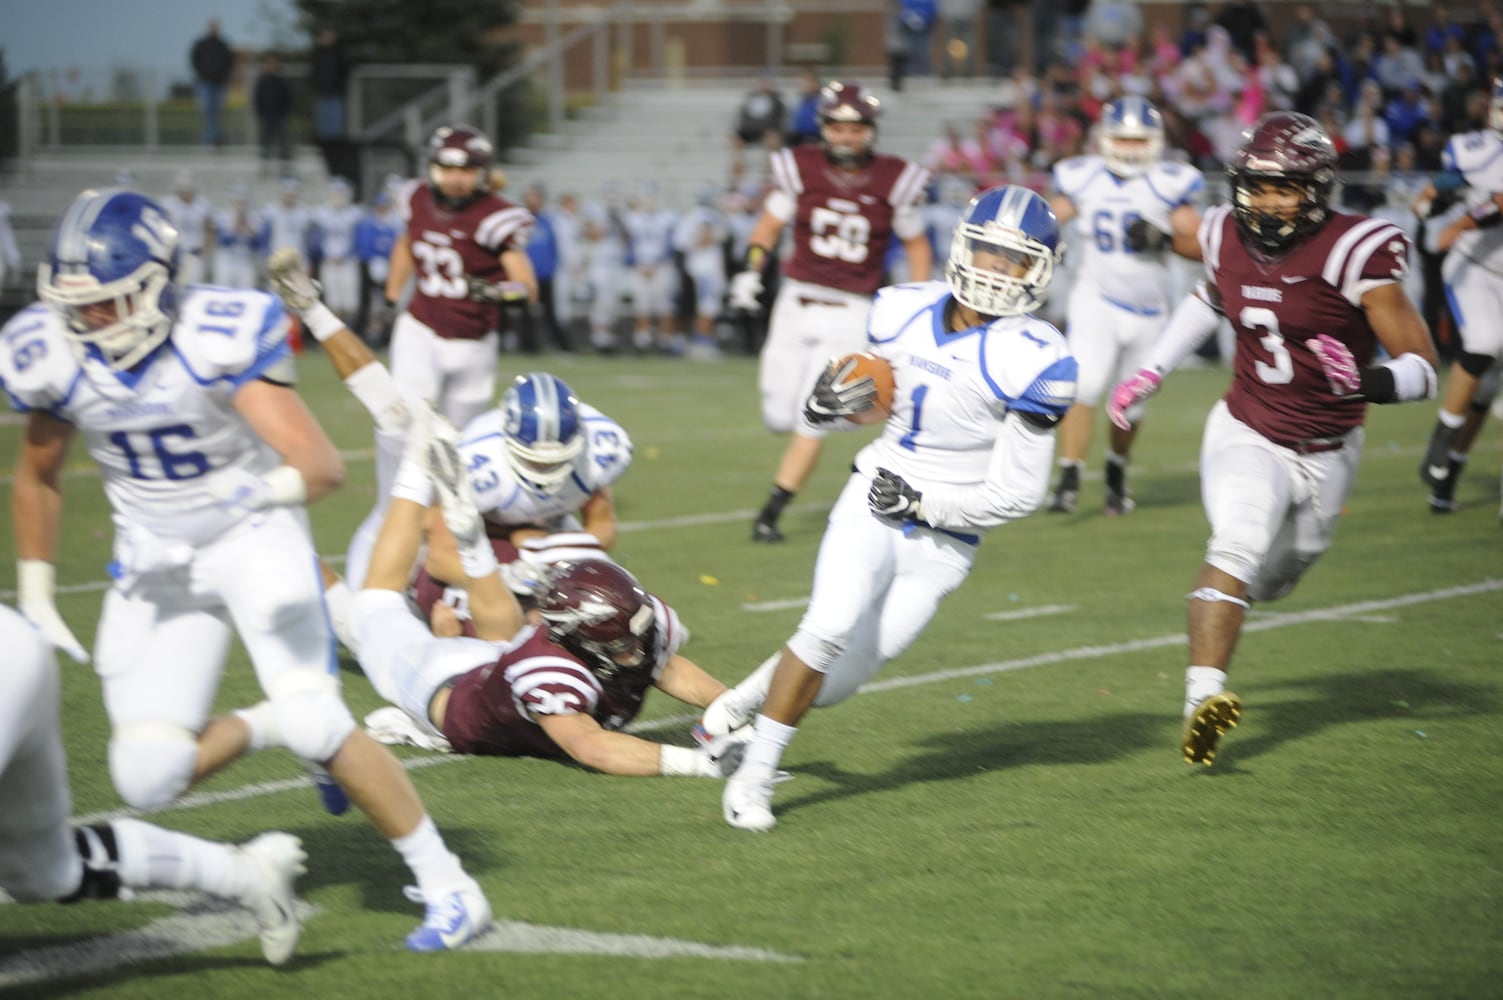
[[835, 351, 896, 425]]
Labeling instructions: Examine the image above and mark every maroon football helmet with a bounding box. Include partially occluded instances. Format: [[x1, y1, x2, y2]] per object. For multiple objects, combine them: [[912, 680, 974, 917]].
[[1227, 111, 1337, 252], [535, 561, 657, 682], [427, 124, 494, 208], [818, 81, 880, 166]]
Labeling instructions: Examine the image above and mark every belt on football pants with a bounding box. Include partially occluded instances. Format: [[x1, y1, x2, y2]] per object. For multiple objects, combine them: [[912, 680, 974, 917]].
[[1275, 436, 1346, 454], [855, 464, 981, 546]]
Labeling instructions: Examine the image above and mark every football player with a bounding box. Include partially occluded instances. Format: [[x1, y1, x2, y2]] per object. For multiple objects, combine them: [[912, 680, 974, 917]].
[[1412, 81, 1503, 515], [1045, 97, 1205, 515], [1107, 112, 1438, 766], [622, 181, 682, 354], [351, 418, 744, 777], [309, 176, 365, 329], [719, 185, 1078, 831], [161, 169, 214, 289], [735, 81, 934, 543], [384, 124, 537, 428], [0, 603, 306, 966], [2, 189, 493, 951]]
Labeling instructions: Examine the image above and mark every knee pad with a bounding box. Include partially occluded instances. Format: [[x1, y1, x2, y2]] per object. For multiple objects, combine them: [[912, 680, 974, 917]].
[[786, 627, 847, 674], [1458, 350, 1497, 378], [267, 670, 356, 764], [109, 723, 199, 812]]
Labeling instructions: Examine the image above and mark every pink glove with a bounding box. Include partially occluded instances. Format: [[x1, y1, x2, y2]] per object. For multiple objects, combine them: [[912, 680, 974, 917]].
[[1307, 334, 1360, 396], [1106, 369, 1162, 431]]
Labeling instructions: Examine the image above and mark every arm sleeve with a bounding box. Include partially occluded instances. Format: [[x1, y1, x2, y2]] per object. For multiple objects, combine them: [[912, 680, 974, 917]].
[[1139, 284, 1222, 376], [914, 413, 1058, 530]]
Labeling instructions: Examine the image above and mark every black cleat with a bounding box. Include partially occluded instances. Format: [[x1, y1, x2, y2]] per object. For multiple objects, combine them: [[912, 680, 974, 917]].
[[1048, 466, 1080, 514], [752, 519, 784, 543], [1419, 422, 1460, 489]]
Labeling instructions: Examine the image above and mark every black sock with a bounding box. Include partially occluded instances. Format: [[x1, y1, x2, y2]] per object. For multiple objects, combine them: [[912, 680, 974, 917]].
[[758, 485, 795, 523]]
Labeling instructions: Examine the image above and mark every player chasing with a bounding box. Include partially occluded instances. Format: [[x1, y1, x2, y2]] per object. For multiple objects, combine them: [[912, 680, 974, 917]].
[[1107, 112, 1438, 766], [736, 80, 934, 544], [1045, 96, 1204, 515], [715, 184, 1078, 831], [2, 187, 493, 951], [0, 603, 306, 967]]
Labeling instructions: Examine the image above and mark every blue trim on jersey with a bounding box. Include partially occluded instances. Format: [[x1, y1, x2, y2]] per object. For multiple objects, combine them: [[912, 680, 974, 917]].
[[101, 341, 169, 391], [1144, 170, 1203, 208], [233, 337, 292, 388], [570, 469, 590, 493], [869, 296, 944, 346], [1101, 294, 1163, 317], [1444, 282, 1465, 330], [1058, 161, 1107, 200], [928, 295, 989, 347], [901, 520, 980, 546], [1013, 356, 1078, 415]]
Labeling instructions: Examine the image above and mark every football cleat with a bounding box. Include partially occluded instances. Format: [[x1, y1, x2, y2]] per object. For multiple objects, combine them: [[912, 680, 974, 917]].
[[425, 415, 486, 551], [266, 247, 322, 313], [1182, 692, 1242, 766], [1104, 461, 1135, 516], [1427, 456, 1463, 513], [751, 518, 784, 543], [1048, 465, 1080, 514], [304, 761, 349, 816], [1419, 422, 1460, 489], [365, 706, 454, 753], [722, 766, 778, 831], [404, 882, 494, 952], [238, 832, 307, 966]]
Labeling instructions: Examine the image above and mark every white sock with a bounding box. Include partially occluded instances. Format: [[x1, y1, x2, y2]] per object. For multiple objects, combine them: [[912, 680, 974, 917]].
[[234, 701, 281, 752], [110, 818, 254, 900], [1438, 408, 1466, 429], [393, 815, 469, 896], [742, 713, 798, 773], [325, 579, 359, 653], [1106, 452, 1127, 467], [1184, 665, 1228, 718]]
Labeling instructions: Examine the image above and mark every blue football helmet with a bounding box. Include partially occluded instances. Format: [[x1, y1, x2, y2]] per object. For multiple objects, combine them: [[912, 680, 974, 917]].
[[1099, 96, 1165, 178], [501, 372, 585, 495], [945, 185, 1062, 318], [38, 187, 180, 370]]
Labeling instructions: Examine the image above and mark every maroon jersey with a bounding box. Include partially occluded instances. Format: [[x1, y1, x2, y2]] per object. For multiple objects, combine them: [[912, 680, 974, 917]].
[[769, 145, 929, 295], [399, 179, 534, 341], [1200, 203, 1410, 445], [440, 596, 688, 759], [411, 538, 521, 637]]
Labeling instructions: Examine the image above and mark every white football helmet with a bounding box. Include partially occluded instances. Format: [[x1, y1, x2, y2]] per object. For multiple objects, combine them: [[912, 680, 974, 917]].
[[1099, 97, 1165, 179]]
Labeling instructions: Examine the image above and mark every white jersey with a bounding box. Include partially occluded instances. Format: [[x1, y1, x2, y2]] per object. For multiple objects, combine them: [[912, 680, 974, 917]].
[[1441, 129, 1503, 271], [1051, 155, 1204, 313], [459, 402, 633, 530], [623, 208, 679, 269], [312, 203, 365, 262], [261, 202, 314, 257], [163, 194, 214, 255], [855, 282, 1077, 534], [0, 289, 294, 547]]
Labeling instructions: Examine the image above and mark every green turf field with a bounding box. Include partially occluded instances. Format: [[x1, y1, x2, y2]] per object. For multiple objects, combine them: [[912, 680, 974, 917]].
[[0, 352, 1499, 999]]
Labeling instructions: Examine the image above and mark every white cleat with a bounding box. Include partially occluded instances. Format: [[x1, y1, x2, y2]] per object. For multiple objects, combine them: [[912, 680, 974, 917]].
[[266, 247, 322, 313], [722, 767, 777, 832], [239, 832, 307, 966], [365, 706, 454, 753], [404, 882, 494, 952]]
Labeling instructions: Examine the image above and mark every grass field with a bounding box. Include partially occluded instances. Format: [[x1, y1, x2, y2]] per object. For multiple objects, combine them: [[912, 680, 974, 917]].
[[0, 351, 1499, 999]]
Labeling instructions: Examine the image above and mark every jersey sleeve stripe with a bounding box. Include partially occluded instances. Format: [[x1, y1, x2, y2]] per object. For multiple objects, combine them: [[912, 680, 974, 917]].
[[891, 162, 932, 209], [476, 207, 534, 248], [769, 149, 801, 196], [1340, 224, 1407, 305], [1320, 217, 1390, 289]]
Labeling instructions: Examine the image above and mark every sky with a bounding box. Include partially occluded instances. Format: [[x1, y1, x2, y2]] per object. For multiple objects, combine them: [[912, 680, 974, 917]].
[[3, 0, 300, 97]]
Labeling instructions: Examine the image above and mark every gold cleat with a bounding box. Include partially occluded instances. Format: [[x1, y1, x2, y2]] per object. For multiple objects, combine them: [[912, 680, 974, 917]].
[[1182, 692, 1241, 766]]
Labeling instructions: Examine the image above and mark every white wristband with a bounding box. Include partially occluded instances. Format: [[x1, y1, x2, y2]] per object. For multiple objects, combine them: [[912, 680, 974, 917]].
[[1381, 352, 1438, 402], [459, 538, 499, 580], [658, 744, 700, 777], [262, 465, 308, 506], [302, 302, 345, 343], [18, 559, 56, 604], [343, 363, 409, 434]]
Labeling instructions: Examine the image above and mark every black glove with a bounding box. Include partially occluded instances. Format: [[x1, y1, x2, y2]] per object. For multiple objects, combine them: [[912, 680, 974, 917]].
[[1123, 217, 1171, 253], [805, 356, 879, 424], [868, 467, 924, 522], [466, 276, 528, 303]]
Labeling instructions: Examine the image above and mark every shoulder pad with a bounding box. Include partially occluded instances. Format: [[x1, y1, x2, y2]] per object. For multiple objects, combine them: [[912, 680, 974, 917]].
[[868, 281, 949, 345], [1147, 162, 1206, 204], [978, 320, 1077, 416], [173, 289, 291, 386], [0, 306, 81, 413], [577, 403, 634, 487], [1051, 156, 1100, 196]]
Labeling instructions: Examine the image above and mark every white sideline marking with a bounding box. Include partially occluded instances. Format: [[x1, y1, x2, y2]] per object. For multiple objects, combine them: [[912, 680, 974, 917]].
[[0, 892, 319, 989], [468, 921, 800, 962], [984, 604, 1076, 622], [742, 595, 810, 612]]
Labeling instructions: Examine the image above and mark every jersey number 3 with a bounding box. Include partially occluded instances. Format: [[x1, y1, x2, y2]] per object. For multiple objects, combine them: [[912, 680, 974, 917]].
[[1241, 305, 1294, 386]]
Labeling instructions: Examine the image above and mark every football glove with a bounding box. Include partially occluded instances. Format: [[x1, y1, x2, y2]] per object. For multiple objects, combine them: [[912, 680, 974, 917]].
[[729, 269, 763, 311], [694, 688, 760, 742], [804, 356, 878, 424], [1306, 334, 1361, 396], [466, 276, 529, 303], [868, 467, 924, 522], [266, 247, 322, 313], [1123, 217, 1171, 253], [17, 560, 89, 663], [1106, 368, 1163, 431]]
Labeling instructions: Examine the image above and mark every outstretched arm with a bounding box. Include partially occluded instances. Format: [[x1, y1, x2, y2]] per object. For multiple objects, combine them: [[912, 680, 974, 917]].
[[654, 654, 729, 710]]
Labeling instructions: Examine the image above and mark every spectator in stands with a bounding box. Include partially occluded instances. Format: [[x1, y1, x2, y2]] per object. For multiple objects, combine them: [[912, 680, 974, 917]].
[[786, 68, 823, 146], [1385, 82, 1434, 147], [1284, 3, 1334, 81], [1252, 32, 1299, 112], [938, 0, 981, 79], [1343, 80, 1391, 165], [162, 170, 214, 289], [1178, 3, 1211, 58], [1426, 5, 1467, 59], [898, 0, 939, 81], [354, 186, 403, 347], [1374, 33, 1426, 95], [253, 53, 295, 175], [520, 184, 570, 353], [190, 19, 235, 147], [1215, 0, 1267, 64], [311, 26, 354, 183], [730, 76, 786, 180], [1383, 7, 1420, 51]]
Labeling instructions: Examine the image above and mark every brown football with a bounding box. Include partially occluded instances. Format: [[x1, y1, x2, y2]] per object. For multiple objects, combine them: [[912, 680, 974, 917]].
[[835, 352, 896, 425]]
